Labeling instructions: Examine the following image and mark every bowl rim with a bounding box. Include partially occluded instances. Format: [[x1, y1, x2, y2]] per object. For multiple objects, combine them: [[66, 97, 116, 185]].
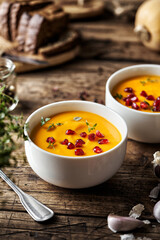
[[24, 100, 128, 160], [106, 64, 160, 116]]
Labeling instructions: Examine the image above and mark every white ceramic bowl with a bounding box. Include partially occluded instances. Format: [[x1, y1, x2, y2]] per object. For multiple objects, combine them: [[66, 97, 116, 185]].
[[24, 100, 127, 189], [106, 64, 160, 143]]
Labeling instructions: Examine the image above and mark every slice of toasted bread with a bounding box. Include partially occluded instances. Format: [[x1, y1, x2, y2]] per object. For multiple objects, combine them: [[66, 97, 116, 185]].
[[38, 30, 80, 57]]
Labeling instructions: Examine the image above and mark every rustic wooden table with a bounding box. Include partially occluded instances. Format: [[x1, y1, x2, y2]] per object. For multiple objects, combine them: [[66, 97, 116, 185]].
[[1, 3, 160, 240]]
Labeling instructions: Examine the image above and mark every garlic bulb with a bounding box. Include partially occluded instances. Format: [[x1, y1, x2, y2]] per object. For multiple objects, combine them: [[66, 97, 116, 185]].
[[153, 200, 160, 223], [134, 0, 160, 51]]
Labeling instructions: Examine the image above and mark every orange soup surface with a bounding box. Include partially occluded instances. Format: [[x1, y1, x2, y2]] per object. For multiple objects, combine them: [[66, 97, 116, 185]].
[[30, 111, 122, 157], [112, 75, 160, 112]]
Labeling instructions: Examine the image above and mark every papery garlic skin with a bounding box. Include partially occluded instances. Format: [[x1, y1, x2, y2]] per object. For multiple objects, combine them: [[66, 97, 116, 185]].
[[153, 151, 160, 165], [149, 183, 160, 199], [107, 214, 145, 233], [129, 204, 144, 219], [152, 151, 160, 178], [120, 233, 135, 240], [153, 200, 160, 223]]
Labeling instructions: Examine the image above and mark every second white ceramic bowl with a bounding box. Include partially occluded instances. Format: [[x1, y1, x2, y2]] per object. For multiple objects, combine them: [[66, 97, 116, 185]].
[[24, 101, 127, 189], [106, 64, 160, 143]]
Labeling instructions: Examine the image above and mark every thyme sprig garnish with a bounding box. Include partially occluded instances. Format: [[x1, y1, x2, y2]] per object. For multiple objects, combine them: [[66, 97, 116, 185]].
[[41, 117, 50, 126], [41, 117, 63, 131], [0, 86, 27, 168], [140, 81, 146, 86], [144, 100, 150, 106], [140, 78, 158, 86], [147, 78, 158, 83], [86, 120, 97, 132], [114, 93, 123, 100], [47, 141, 55, 149]]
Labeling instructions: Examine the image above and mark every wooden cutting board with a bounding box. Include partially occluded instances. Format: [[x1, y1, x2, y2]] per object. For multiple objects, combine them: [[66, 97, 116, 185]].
[[0, 35, 80, 73], [61, 0, 105, 19]]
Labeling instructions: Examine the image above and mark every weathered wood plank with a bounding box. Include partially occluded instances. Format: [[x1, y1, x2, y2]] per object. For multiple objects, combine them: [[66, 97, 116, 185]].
[[0, 140, 158, 219], [15, 60, 159, 117], [0, 210, 159, 240], [70, 20, 160, 63], [1, 8, 160, 239]]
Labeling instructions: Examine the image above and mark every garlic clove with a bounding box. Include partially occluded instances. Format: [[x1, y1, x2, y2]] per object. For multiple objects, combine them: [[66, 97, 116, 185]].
[[152, 151, 160, 178], [153, 200, 160, 223], [107, 214, 145, 233]]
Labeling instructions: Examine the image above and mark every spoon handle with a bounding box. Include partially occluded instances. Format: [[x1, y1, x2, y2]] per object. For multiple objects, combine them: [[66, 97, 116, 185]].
[[0, 170, 54, 222]]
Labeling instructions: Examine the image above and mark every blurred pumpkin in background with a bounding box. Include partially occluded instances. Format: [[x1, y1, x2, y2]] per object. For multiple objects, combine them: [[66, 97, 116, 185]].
[[134, 0, 160, 51]]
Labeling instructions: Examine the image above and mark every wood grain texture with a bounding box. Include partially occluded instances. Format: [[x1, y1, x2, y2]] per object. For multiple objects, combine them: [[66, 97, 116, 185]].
[[1, 2, 160, 239]]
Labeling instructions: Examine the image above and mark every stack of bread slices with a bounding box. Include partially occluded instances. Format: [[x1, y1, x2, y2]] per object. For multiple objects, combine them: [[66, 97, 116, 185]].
[[0, 0, 79, 56]]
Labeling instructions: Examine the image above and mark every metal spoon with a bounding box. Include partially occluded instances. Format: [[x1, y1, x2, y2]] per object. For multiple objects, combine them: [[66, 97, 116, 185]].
[[0, 170, 54, 222]]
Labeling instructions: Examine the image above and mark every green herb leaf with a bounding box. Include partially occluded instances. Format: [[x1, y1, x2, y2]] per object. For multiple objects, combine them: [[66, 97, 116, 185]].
[[140, 81, 146, 86], [41, 117, 63, 130], [56, 123, 63, 126], [47, 123, 55, 131], [144, 101, 150, 106], [74, 117, 82, 121], [0, 86, 27, 168], [47, 141, 55, 149], [41, 117, 50, 126], [86, 121, 97, 132], [0, 86, 5, 94], [114, 93, 123, 99], [147, 78, 158, 83], [86, 120, 89, 126]]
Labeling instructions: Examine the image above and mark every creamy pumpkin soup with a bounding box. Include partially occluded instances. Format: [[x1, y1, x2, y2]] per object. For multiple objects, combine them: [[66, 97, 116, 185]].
[[30, 111, 121, 157], [112, 75, 160, 112]]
